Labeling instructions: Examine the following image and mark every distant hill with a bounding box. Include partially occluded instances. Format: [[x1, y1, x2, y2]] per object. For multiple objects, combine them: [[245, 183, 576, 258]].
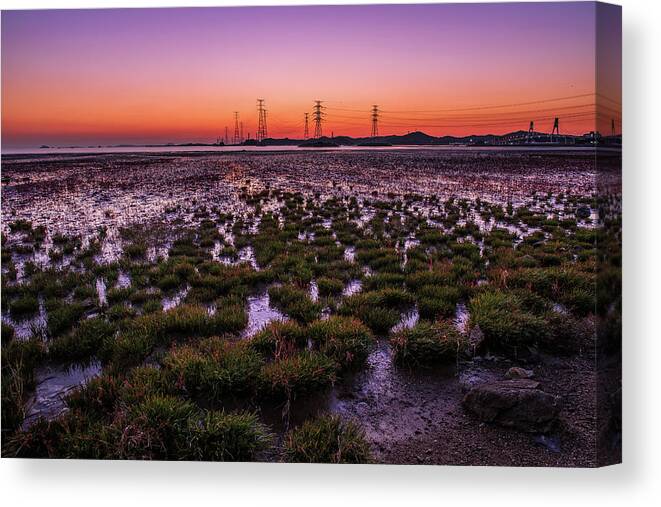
[[250, 129, 621, 147], [55, 130, 619, 151]]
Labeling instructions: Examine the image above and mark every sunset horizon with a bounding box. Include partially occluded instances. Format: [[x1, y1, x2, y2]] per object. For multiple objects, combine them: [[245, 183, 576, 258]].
[[1, 3, 621, 148]]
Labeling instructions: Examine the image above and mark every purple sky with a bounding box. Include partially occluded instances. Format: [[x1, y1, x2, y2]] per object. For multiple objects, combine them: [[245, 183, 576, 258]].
[[1, 3, 621, 147]]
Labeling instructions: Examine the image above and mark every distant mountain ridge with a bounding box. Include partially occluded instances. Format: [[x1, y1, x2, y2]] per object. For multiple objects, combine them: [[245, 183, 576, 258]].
[[41, 130, 621, 150], [259, 130, 621, 147]]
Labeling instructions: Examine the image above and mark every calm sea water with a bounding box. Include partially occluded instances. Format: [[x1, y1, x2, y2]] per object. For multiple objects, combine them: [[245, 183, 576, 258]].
[[1, 144, 600, 156]]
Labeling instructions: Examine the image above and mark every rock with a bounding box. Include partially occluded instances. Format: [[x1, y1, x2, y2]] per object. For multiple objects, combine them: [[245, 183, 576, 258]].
[[505, 366, 534, 379], [458, 368, 499, 393], [462, 380, 561, 432]]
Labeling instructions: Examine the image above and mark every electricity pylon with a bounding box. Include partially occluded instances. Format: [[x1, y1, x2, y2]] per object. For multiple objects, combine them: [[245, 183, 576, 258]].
[[371, 105, 379, 138], [233, 112, 240, 145], [256, 99, 268, 141], [312, 100, 324, 138], [551, 117, 559, 142]]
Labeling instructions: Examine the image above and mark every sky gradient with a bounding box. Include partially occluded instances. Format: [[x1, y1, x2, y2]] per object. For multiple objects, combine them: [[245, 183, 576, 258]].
[[1, 3, 621, 148]]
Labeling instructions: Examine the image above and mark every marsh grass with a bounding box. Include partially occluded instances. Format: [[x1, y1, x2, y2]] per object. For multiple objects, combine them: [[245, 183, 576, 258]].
[[65, 373, 120, 419], [118, 365, 169, 406], [260, 351, 337, 399], [8, 294, 39, 319], [268, 285, 322, 324], [1, 162, 607, 460], [284, 414, 372, 464], [46, 302, 87, 337], [2, 410, 104, 459], [101, 303, 247, 368], [316, 277, 344, 297], [468, 291, 549, 353], [163, 338, 264, 402], [106, 286, 134, 305], [118, 395, 198, 459], [49, 317, 116, 363], [391, 321, 466, 367], [249, 320, 306, 360], [338, 288, 415, 334], [307, 316, 374, 368], [185, 410, 272, 461], [415, 285, 462, 320], [542, 311, 593, 354], [1, 338, 46, 434]]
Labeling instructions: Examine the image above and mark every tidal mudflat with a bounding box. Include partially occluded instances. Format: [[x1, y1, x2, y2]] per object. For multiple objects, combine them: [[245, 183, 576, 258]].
[[1, 149, 621, 465]]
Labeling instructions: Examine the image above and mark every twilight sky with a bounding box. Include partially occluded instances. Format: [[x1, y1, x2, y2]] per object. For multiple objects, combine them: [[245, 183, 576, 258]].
[[1, 3, 621, 148]]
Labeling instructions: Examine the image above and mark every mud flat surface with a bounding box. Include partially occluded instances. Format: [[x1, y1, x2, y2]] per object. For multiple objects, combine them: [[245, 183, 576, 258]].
[[1, 150, 597, 237], [1, 150, 620, 465]]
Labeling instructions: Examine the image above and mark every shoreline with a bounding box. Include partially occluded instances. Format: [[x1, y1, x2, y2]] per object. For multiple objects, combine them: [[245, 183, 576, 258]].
[[1, 144, 621, 158]]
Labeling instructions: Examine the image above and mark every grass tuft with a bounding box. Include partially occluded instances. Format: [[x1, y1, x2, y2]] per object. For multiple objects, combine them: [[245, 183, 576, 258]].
[[391, 321, 466, 367], [284, 414, 372, 464]]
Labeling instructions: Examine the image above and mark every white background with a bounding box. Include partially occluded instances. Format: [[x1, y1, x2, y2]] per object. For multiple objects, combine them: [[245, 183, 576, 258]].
[[0, 0, 659, 505]]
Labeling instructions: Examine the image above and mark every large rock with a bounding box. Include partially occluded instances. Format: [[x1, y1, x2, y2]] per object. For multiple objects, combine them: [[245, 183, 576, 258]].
[[462, 379, 561, 432]]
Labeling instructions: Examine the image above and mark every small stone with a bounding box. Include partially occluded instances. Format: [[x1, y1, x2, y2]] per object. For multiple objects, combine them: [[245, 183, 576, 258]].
[[505, 366, 534, 379]]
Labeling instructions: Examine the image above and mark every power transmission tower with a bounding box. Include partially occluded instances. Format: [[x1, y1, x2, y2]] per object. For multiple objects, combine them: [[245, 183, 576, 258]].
[[303, 113, 309, 139], [527, 120, 534, 143], [611, 118, 615, 136], [371, 105, 379, 138], [224, 126, 229, 145], [256, 99, 268, 141], [551, 117, 559, 141], [233, 112, 240, 145], [312, 100, 324, 138], [240, 122, 244, 143]]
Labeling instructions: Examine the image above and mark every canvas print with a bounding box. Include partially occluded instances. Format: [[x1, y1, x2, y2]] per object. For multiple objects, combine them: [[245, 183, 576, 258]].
[[0, 2, 621, 466]]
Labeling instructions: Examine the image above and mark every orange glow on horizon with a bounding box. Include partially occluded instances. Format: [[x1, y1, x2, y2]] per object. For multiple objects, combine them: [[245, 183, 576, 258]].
[[1, 5, 621, 147]]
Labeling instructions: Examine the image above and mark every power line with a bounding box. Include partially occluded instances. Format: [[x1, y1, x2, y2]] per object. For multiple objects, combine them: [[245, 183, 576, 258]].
[[379, 92, 598, 114], [378, 112, 597, 130], [378, 103, 604, 122]]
